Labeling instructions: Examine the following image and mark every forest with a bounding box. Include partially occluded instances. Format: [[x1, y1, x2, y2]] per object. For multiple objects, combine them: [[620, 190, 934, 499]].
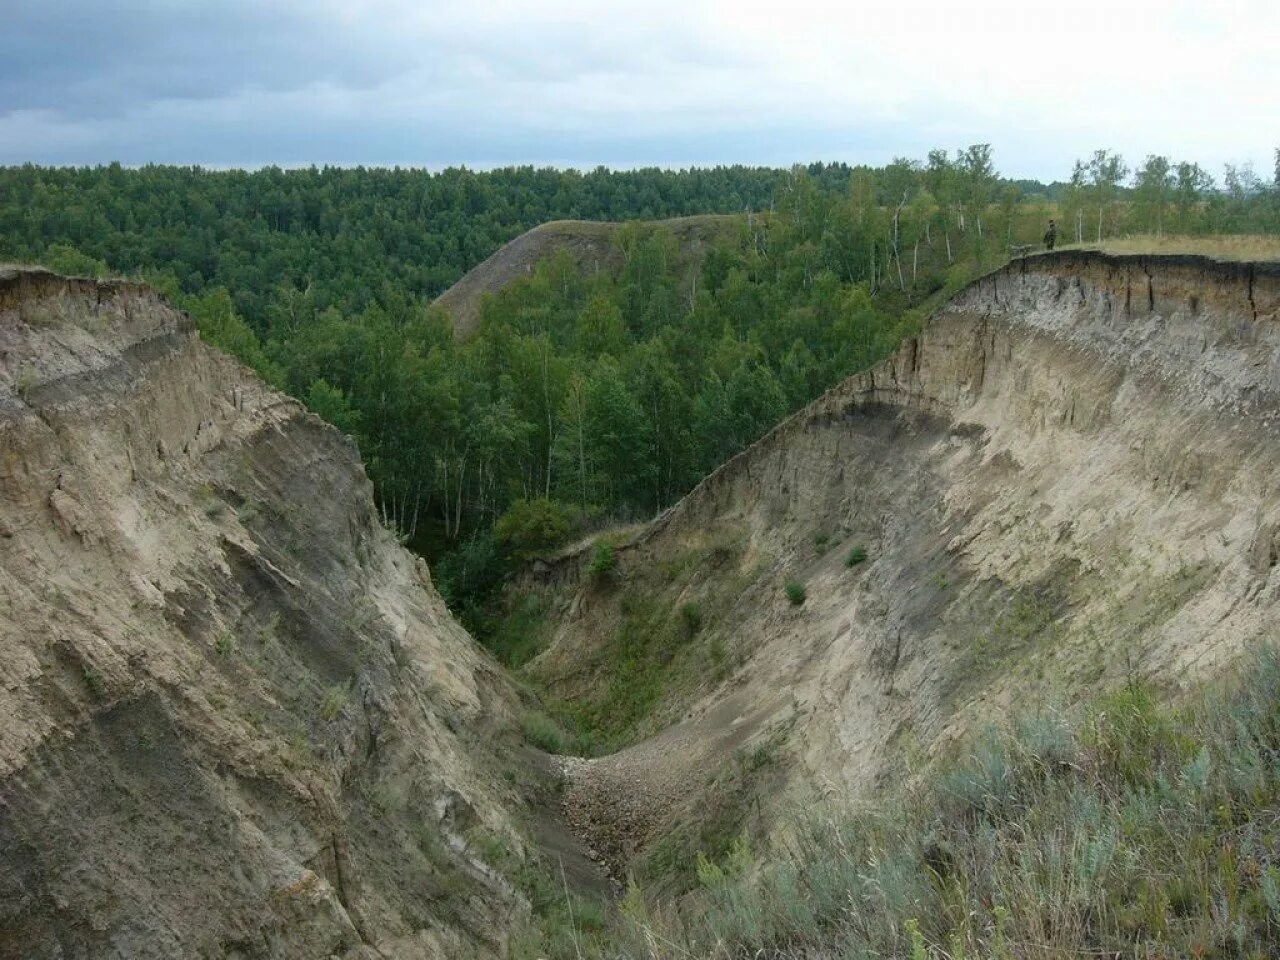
[[4, 148, 1278, 622]]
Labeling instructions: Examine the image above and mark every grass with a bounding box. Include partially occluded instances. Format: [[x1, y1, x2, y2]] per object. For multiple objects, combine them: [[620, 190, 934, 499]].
[[548, 591, 674, 751], [588, 540, 617, 579], [483, 593, 549, 668], [845, 545, 868, 567], [453, 821, 611, 960], [679, 602, 703, 635], [14, 364, 38, 401], [520, 711, 567, 754], [319, 682, 349, 721], [524, 528, 753, 752], [213, 630, 237, 657], [607, 644, 1280, 960], [1064, 233, 1280, 262], [82, 665, 105, 698]]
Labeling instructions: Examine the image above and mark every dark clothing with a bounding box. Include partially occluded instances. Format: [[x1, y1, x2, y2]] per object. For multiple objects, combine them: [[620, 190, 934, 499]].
[[1043, 224, 1057, 250]]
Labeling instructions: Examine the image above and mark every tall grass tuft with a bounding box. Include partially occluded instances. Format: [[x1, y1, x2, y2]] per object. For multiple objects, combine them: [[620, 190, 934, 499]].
[[610, 644, 1280, 960]]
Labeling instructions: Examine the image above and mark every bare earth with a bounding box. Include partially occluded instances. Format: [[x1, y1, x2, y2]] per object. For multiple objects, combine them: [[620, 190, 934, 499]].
[[520, 252, 1280, 879]]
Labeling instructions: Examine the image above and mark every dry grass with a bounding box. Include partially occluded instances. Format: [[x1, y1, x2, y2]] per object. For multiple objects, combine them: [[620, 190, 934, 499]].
[[1063, 233, 1280, 262]]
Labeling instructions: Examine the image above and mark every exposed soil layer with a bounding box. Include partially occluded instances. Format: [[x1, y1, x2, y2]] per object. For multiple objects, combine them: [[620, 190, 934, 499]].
[[517, 252, 1280, 879], [0, 267, 556, 959]]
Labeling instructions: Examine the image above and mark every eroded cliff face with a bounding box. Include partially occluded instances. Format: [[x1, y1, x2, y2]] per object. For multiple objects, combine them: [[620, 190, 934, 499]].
[[0, 269, 529, 959], [518, 253, 1280, 880]]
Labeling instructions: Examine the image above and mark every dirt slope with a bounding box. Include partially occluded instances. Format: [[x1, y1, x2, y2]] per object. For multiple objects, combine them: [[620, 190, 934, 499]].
[[433, 215, 740, 338], [0, 268, 545, 959], [514, 252, 1280, 882]]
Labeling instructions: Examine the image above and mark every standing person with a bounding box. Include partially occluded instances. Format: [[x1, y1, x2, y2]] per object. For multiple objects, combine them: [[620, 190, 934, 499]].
[[1043, 219, 1058, 251]]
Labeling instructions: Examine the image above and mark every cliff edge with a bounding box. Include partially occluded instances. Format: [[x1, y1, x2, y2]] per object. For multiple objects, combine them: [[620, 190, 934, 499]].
[[0, 268, 531, 959]]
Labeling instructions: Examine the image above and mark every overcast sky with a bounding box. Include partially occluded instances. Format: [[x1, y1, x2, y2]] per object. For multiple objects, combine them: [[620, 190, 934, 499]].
[[2, 0, 1274, 182]]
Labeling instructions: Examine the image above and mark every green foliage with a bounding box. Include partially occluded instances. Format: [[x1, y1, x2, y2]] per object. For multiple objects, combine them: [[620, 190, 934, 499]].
[[493, 498, 572, 560], [319, 683, 349, 721], [14, 365, 38, 400], [82, 665, 105, 698], [303, 379, 361, 434], [845, 545, 868, 566], [611, 645, 1280, 959], [520, 711, 567, 754], [785, 581, 807, 605], [2, 156, 1024, 632], [13, 153, 1273, 633], [680, 601, 703, 635], [171, 284, 283, 385], [480, 593, 549, 669], [1083, 682, 1190, 788], [42, 243, 108, 278], [548, 590, 682, 750], [905, 918, 928, 960], [213, 630, 237, 657], [522, 530, 750, 752], [435, 532, 505, 628], [587, 540, 617, 579]]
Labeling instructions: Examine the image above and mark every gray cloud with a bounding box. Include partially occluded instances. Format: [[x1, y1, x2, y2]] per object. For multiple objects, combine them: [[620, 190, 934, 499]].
[[0, 1, 420, 117], [1, 0, 1275, 180]]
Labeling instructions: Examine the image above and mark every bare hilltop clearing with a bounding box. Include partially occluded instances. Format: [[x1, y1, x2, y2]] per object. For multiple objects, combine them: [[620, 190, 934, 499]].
[[432, 214, 742, 338], [1064, 233, 1280, 260]]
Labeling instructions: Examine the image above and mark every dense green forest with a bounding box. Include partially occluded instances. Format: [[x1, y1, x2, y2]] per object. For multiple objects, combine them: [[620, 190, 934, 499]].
[[5, 149, 1278, 620], [0, 162, 856, 325]]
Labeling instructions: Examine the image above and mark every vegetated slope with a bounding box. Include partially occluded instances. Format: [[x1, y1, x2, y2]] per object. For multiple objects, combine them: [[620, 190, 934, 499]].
[[0, 268, 542, 959], [433, 215, 741, 338], [512, 251, 1280, 886]]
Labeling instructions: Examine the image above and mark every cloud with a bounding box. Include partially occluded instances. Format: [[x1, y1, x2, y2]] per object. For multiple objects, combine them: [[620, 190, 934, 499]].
[[1, 0, 1275, 179]]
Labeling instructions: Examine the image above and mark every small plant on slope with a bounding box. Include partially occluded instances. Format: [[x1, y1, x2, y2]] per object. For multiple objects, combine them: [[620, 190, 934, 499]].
[[588, 541, 617, 580], [680, 602, 703, 635], [521, 711, 566, 754]]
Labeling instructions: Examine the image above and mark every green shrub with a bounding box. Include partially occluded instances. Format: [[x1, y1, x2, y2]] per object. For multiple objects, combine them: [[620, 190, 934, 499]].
[[785, 581, 807, 605], [15, 365, 38, 401], [43, 243, 109, 278], [493, 497, 573, 559], [435, 530, 505, 627], [521, 712, 566, 754], [680, 602, 703, 635], [483, 592, 549, 668], [320, 683, 349, 721], [82, 666, 105, 698], [845, 545, 868, 567], [588, 540, 617, 579], [1083, 683, 1190, 787], [213, 630, 237, 657]]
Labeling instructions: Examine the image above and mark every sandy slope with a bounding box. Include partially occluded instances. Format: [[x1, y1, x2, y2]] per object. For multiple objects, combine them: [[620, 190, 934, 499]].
[[0, 268, 549, 958], [515, 252, 1280, 880]]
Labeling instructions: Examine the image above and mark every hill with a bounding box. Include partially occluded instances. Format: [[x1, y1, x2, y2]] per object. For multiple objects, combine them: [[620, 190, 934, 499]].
[[432, 215, 743, 338], [0, 268, 594, 958], [505, 251, 1280, 898]]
